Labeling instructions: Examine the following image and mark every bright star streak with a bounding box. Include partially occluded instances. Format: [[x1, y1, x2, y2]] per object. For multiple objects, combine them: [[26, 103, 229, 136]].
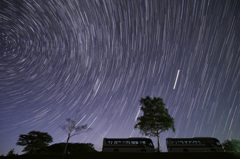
[[173, 70, 180, 89]]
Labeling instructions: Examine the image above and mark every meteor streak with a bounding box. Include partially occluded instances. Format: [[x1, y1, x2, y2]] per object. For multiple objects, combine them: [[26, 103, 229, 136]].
[[173, 70, 180, 89]]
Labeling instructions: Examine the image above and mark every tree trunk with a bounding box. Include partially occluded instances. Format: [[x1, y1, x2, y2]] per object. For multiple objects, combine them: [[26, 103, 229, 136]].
[[64, 134, 70, 155], [157, 132, 160, 152]]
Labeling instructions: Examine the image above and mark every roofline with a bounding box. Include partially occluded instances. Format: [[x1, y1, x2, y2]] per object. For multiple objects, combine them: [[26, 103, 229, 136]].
[[103, 137, 151, 140], [166, 137, 218, 140]]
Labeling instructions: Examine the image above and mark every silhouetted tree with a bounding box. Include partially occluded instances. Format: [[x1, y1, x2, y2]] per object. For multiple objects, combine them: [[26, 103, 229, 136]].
[[16, 131, 53, 154], [222, 139, 240, 153], [135, 96, 175, 152], [61, 118, 91, 155], [6, 148, 18, 157]]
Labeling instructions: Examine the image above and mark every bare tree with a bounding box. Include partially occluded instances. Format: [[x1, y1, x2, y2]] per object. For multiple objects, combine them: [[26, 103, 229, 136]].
[[61, 118, 91, 155]]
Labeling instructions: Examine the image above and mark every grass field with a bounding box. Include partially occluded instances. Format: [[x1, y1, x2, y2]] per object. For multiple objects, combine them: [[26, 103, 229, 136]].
[[1, 152, 240, 159]]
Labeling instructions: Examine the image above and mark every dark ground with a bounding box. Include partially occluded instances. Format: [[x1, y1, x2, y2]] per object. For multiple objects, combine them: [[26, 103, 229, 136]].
[[1, 152, 240, 159]]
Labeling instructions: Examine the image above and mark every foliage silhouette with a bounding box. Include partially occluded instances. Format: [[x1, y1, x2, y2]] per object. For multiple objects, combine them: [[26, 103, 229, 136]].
[[16, 131, 53, 154], [6, 149, 18, 157], [134, 96, 175, 152], [222, 139, 240, 153], [35, 143, 96, 155]]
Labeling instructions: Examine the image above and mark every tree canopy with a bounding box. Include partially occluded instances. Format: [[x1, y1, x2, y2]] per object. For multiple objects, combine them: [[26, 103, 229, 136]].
[[16, 131, 53, 154], [135, 96, 175, 152]]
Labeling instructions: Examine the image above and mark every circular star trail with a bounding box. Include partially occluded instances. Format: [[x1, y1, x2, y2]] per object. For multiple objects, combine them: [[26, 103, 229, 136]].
[[0, 0, 240, 154]]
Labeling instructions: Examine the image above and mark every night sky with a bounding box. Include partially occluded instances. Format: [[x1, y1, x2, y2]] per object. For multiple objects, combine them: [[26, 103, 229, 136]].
[[1, 0, 240, 155]]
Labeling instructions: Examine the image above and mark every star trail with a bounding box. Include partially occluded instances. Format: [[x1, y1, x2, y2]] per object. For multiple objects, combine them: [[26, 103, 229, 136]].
[[0, 0, 240, 155]]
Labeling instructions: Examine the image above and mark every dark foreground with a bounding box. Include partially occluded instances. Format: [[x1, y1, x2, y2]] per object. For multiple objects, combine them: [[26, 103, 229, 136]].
[[1, 152, 240, 159]]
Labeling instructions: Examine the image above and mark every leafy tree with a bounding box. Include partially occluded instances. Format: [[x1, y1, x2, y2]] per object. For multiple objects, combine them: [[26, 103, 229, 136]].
[[61, 118, 91, 155], [222, 139, 240, 153], [16, 131, 53, 154], [134, 96, 175, 152]]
